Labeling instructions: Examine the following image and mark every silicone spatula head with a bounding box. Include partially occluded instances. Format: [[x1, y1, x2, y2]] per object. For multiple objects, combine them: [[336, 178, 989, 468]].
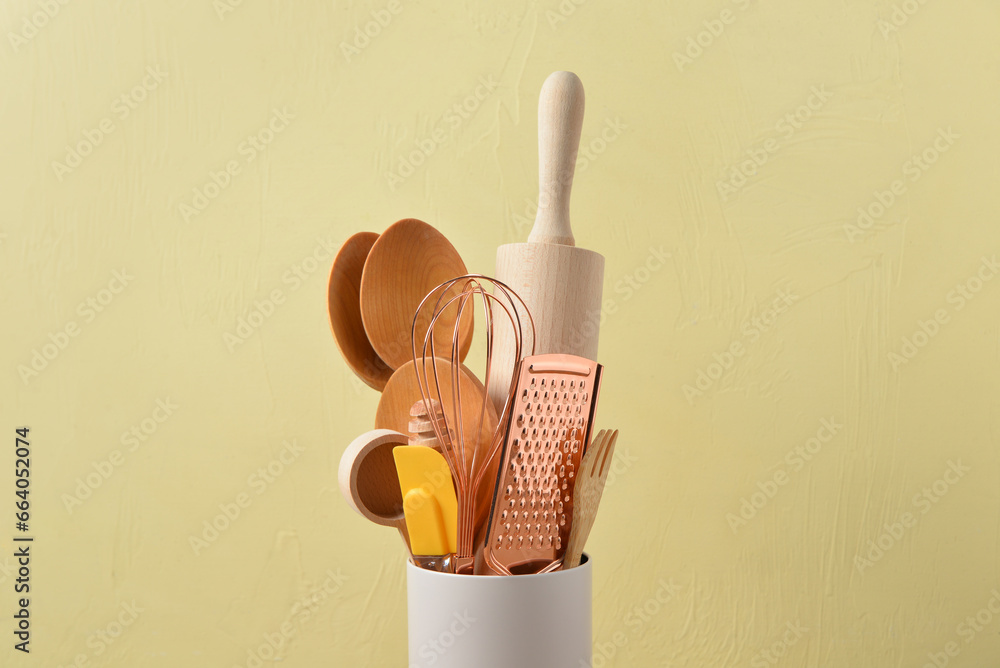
[[403, 488, 449, 555], [393, 445, 458, 554]]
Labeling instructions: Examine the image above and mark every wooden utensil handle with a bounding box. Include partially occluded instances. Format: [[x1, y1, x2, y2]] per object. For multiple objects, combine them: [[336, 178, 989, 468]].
[[529, 71, 585, 247]]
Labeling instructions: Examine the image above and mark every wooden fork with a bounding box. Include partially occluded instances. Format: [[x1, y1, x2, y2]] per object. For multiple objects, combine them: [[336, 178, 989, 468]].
[[563, 429, 619, 569]]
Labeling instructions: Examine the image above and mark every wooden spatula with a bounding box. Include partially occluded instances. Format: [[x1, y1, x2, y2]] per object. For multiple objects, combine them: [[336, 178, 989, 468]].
[[563, 429, 618, 569]]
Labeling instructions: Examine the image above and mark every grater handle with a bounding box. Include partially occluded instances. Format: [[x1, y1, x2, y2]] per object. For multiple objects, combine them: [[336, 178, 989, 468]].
[[528, 360, 592, 376]]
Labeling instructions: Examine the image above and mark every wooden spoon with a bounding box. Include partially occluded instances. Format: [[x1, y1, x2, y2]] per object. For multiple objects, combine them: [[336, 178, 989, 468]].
[[563, 429, 618, 569], [375, 359, 498, 463], [360, 218, 473, 370], [338, 429, 411, 550], [327, 232, 393, 390], [376, 359, 501, 548]]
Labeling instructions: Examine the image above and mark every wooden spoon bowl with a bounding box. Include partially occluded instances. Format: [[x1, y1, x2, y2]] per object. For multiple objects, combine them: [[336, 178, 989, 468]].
[[360, 218, 473, 370], [376, 359, 501, 534], [376, 359, 498, 455], [327, 232, 393, 390]]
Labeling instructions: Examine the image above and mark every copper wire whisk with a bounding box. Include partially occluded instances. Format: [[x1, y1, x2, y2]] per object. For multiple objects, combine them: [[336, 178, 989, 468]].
[[410, 275, 534, 573]]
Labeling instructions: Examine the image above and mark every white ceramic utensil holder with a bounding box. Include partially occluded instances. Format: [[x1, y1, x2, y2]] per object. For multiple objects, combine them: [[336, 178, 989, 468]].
[[406, 555, 592, 668]]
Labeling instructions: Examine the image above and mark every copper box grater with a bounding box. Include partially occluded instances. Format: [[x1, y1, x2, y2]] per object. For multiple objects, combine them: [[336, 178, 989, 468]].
[[483, 354, 602, 575]]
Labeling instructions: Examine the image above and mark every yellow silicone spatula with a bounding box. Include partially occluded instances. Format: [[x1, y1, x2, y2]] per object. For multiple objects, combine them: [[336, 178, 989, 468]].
[[402, 488, 449, 555], [393, 445, 457, 555]]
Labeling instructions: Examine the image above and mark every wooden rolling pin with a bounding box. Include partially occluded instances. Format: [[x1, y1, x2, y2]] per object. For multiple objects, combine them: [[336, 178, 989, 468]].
[[488, 71, 605, 411]]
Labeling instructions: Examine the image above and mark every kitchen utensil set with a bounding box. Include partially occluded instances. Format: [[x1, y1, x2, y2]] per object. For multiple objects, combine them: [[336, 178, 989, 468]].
[[332, 71, 618, 575]]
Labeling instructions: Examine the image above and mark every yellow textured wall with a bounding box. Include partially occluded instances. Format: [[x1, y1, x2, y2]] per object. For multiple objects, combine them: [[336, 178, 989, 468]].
[[3, 0, 1000, 666]]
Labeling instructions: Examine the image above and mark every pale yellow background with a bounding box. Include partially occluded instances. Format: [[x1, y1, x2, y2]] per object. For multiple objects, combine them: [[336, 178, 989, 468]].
[[2, 0, 1000, 666]]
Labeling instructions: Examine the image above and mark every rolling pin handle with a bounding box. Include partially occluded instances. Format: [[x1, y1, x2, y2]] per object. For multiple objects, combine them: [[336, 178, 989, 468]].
[[528, 71, 585, 247]]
